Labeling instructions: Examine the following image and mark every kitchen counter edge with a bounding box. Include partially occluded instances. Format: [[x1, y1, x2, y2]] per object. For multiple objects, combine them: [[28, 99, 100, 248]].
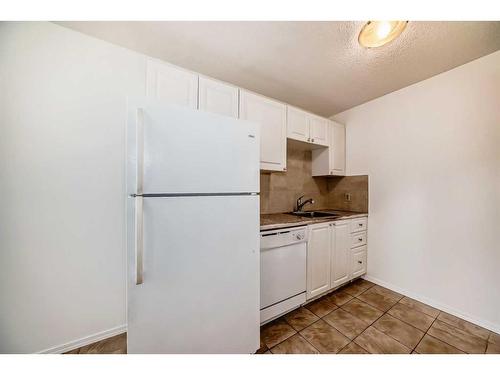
[[260, 212, 368, 231]]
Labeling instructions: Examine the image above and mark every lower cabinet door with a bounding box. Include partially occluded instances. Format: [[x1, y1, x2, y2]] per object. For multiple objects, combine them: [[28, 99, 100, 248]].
[[307, 222, 332, 299], [331, 221, 350, 288], [351, 245, 367, 279]]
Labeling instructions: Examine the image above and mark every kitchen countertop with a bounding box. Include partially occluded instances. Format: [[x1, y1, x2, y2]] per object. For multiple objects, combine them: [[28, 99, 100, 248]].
[[260, 210, 368, 231]]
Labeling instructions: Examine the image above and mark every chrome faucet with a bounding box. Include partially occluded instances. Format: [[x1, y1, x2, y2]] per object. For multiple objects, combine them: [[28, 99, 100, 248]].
[[295, 195, 315, 212]]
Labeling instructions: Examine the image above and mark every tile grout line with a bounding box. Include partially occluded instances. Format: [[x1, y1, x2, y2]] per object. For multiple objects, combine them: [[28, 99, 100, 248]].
[[339, 288, 439, 353], [300, 304, 352, 353], [337, 296, 387, 352], [485, 332, 494, 354], [331, 283, 380, 346], [261, 318, 298, 351], [267, 303, 334, 352], [297, 281, 374, 353], [436, 313, 492, 352], [298, 317, 353, 354], [384, 297, 451, 353], [357, 295, 427, 353], [425, 317, 488, 354], [356, 290, 404, 316], [412, 315, 439, 353], [328, 283, 385, 346]]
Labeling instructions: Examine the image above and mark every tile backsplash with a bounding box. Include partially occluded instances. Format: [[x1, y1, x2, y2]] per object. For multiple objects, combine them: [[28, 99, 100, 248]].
[[260, 144, 368, 214], [327, 175, 368, 213]]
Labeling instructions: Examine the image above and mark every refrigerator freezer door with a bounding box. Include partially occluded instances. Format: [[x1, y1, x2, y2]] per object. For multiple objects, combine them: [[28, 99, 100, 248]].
[[127, 195, 260, 353], [127, 97, 260, 195]]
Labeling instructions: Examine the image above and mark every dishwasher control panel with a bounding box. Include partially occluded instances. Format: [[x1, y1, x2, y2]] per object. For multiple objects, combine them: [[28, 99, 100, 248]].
[[260, 226, 308, 250]]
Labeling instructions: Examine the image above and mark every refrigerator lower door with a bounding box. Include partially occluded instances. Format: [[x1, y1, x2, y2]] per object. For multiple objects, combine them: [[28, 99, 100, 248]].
[[127, 195, 260, 353]]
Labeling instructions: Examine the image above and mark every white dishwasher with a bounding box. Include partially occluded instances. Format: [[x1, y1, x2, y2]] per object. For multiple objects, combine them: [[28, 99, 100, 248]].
[[260, 226, 307, 324]]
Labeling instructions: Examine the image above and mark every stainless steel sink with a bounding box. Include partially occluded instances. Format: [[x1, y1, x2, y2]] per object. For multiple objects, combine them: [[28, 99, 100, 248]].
[[290, 211, 340, 218]]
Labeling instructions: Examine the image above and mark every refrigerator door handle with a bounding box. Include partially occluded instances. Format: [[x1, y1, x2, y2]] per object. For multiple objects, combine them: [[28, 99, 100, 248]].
[[135, 195, 144, 285], [136, 108, 144, 196], [135, 108, 145, 285]]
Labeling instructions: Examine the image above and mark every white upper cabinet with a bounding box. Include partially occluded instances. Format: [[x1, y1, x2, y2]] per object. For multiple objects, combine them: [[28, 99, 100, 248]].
[[309, 115, 329, 146], [287, 106, 310, 143], [146, 59, 198, 109], [144, 59, 346, 175], [198, 76, 239, 118], [311, 120, 346, 176], [239, 90, 287, 172], [287, 106, 328, 147], [330, 121, 346, 175]]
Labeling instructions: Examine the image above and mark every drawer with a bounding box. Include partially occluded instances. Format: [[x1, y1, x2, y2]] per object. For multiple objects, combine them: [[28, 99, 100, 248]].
[[351, 245, 367, 279], [350, 217, 367, 233], [351, 231, 367, 248]]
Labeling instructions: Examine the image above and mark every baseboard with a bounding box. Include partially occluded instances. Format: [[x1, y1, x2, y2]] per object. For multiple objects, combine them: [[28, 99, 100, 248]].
[[35, 275, 499, 353], [37, 324, 127, 354], [362, 274, 500, 335]]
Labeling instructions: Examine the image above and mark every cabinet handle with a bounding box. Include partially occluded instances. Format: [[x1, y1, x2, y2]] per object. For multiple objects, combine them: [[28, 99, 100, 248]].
[[358, 223, 363, 227], [307, 137, 310, 142], [312, 138, 315, 143], [358, 238, 362, 241], [358, 260, 363, 264]]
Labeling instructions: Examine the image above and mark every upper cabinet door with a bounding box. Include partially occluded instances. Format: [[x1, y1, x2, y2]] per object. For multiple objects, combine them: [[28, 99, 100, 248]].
[[309, 115, 329, 147], [198, 76, 239, 118], [146, 59, 198, 109], [239, 90, 287, 172], [330, 121, 346, 175], [287, 106, 310, 143]]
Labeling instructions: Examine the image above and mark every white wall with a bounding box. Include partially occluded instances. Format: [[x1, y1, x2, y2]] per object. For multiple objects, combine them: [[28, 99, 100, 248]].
[[0, 22, 146, 353], [334, 51, 500, 332]]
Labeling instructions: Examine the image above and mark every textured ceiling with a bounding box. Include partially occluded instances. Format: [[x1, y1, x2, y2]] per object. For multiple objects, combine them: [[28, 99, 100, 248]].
[[57, 21, 500, 116]]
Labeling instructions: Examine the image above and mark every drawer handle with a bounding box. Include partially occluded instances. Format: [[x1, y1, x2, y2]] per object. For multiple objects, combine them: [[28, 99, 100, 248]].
[[358, 223, 363, 227], [358, 238, 362, 241], [358, 260, 363, 264]]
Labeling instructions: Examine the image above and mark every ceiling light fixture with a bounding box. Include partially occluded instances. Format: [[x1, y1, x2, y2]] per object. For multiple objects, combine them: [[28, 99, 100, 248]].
[[358, 21, 408, 48]]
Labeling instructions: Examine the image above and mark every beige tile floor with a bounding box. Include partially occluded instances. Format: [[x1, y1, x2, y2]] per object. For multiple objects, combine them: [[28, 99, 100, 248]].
[[65, 279, 500, 354], [64, 333, 126, 354], [258, 279, 500, 354]]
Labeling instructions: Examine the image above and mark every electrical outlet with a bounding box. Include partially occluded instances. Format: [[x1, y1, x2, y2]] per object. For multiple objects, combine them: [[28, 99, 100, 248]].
[[344, 193, 352, 202]]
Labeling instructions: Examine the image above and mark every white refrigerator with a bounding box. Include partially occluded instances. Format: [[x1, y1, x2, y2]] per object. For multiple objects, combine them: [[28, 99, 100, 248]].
[[126, 98, 260, 353]]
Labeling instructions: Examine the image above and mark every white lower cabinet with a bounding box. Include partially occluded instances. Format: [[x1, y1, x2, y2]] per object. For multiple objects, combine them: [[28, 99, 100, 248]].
[[306, 222, 332, 299], [351, 245, 367, 279], [331, 220, 350, 288], [306, 217, 368, 300]]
